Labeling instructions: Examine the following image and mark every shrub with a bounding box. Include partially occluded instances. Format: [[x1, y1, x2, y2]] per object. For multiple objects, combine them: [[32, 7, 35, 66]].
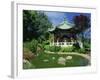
[[23, 59, 35, 69], [49, 46, 61, 52], [23, 42, 31, 51], [77, 48, 86, 53], [73, 43, 80, 51], [44, 45, 50, 51], [23, 39, 38, 55], [83, 42, 91, 49], [60, 46, 74, 52], [30, 39, 38, 53], [23, 48, 35, 61], [44, 46, 74, 52]]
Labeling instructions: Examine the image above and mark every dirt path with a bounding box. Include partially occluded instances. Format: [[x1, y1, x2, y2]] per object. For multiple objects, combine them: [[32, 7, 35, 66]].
[[45, 51, 90, 61]]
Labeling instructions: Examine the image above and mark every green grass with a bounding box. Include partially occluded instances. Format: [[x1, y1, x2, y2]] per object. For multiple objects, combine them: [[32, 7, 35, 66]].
[[25, 52, 89, 69]]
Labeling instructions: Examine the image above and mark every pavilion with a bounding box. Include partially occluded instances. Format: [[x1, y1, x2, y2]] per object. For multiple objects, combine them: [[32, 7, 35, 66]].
[[49, 18, 83, 48]]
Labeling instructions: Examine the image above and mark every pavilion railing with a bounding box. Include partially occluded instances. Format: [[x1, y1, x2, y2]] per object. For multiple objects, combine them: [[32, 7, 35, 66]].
[[50, 41, 75, 47]]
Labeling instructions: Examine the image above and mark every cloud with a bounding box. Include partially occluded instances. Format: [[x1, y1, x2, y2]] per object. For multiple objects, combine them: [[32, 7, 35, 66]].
[[44, 11, 66, 26]]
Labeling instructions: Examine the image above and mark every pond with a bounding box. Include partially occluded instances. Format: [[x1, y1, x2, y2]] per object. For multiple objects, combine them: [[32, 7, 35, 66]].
[[23, 53, 90, 69]]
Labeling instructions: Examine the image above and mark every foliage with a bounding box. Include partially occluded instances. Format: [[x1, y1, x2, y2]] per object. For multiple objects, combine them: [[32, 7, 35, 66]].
[[30, 39, 39, 53], [48, 33, 54, 42], [77, 48, 86, 53], [23, 47, 30, 54], [23, 39, 38, 55], [44, 45, 50, 51], [23, 47, 35, 61], [23, 10, 52, 42], [73, 42, 80, 50], [23, 59, 35, 69], [73, 44, 87, 53], [73, 14, 90, 34], [73, 14, 90, 49], [44, 45, 74, 52], [60, 46, 74, 52], [48, 46, 61, 52], [83, 39, 91, 49]]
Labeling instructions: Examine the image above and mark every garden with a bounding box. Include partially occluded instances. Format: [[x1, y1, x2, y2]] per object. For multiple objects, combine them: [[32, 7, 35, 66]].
[[23, 10, 91, 69], [23, 39, 90, 69]]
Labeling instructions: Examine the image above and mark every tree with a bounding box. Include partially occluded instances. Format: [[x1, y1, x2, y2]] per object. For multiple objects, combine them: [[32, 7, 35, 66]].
[[23, 10, 52, 42], [73, 14, 90, 34], [73, 14, 90, 48]]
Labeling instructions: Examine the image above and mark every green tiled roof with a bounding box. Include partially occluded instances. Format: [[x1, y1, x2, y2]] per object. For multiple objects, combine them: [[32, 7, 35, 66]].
[[49, 19, 74, 31], [57, 19, 74, 29]]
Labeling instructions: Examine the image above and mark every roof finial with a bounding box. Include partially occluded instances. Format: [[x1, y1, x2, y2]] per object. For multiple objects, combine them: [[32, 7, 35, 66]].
[[64, 17, 66, 22]]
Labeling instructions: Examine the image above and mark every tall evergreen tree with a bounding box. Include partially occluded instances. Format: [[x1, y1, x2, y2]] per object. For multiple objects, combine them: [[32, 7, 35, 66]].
[[23, 10, 52, 42]]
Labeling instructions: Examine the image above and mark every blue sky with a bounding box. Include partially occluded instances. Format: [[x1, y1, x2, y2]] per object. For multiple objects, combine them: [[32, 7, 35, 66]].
[[44, 11, 91, 26], [43, 11, 91, 38]]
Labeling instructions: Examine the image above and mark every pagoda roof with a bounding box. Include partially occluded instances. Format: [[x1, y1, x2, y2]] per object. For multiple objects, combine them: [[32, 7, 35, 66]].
[[49, 18, 74, 32], [57, 19, 74, 30]]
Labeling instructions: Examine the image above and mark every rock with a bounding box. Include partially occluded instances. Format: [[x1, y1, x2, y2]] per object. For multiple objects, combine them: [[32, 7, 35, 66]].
[[23, 51, 35, 61], [52, 57, 56, 60], [23, 59, 34, 69], [37, 47, 42, 53], [58, 57, 66, 65], [66, 56, 72, 60], [43, 59, 49, 62]]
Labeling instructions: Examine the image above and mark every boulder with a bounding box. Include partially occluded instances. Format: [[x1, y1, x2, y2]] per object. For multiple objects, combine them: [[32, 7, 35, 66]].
[[23, 59, 34, 69], [52, 57, 56, 60], [43, 59, 49, 62], [58, 57, 66, 65], [23, 52, 35, 61], [66, 56, 72, 60]]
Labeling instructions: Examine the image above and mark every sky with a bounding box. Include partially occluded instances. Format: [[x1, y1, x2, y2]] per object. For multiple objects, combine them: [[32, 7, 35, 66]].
[[44, 11, 91, 27], [43, 11, 91, 39]]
